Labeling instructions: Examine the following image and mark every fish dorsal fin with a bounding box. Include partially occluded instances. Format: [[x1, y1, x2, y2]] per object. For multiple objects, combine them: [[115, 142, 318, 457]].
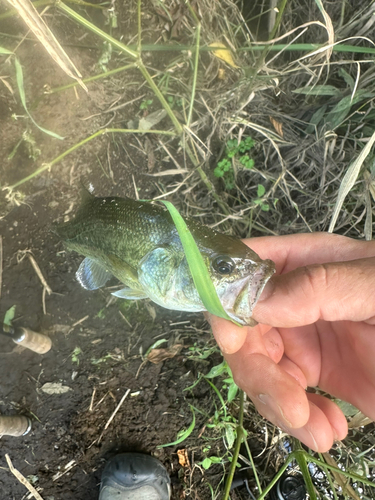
[[76, 257, 112, 290], [111, 287, 148, 300]]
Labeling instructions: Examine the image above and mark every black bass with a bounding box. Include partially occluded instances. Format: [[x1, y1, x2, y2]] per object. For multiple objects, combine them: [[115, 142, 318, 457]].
[[55, 194, 275, 325]]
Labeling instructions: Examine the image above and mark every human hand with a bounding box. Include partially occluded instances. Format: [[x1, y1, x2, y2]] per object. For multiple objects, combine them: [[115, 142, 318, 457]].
[[208, 232, 375, 452]]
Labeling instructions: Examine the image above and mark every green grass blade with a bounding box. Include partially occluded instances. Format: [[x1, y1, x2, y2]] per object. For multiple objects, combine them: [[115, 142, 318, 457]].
[[0, 46, 13, 54], [295, 450, 318, 500], [14, 58, 64, 140], [157, 406, 196, 448], [160, 201, 238, 324]]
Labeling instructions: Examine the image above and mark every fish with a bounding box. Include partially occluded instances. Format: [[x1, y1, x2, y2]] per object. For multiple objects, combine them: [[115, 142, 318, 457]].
[[55, 193, 275, 326]]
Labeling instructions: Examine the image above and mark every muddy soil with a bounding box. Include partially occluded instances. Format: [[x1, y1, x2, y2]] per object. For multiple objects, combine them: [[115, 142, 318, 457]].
[[0, 4, 246, 499]]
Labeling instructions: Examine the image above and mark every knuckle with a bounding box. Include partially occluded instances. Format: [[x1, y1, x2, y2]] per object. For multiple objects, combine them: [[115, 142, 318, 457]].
[[303, 263, 330, 294]]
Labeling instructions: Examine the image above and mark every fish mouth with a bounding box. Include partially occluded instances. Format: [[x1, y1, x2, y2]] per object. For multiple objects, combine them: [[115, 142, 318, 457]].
[[219, 261, 275, 326]]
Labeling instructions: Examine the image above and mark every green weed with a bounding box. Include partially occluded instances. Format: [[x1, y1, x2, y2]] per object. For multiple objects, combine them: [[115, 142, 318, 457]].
[[140, 99, 153, 111], [214, 137, 255, 190], [71, 346, 82, 365]]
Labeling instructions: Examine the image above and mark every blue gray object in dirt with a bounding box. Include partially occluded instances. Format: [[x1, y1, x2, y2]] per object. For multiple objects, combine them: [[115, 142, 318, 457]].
[[99, 453, 170, 500], [269, 473, 307, 500]]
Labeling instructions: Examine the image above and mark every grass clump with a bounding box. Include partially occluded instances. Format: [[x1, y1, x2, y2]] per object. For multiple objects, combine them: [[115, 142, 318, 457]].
[[214, 137, 255, 190]]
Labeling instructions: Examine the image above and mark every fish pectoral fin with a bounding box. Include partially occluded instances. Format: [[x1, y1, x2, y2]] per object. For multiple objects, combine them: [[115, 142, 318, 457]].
[[111, 287, 148, 300], [76, 257, 112, 290]]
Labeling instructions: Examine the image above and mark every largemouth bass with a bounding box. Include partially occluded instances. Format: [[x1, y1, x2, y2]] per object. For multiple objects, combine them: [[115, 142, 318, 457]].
[[55, 194, 275, 325]]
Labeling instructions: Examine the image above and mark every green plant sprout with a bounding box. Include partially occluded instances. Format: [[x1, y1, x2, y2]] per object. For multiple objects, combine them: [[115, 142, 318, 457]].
[[140, 99, 153, 110], [71, 346, 82, 365], [214, 136, 255, 190], [3, 305, 16, 327], [253, 184, 270, 212]]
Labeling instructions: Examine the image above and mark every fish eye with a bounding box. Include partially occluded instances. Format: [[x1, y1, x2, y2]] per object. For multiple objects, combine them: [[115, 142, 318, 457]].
[[212, 255, 235, 275]]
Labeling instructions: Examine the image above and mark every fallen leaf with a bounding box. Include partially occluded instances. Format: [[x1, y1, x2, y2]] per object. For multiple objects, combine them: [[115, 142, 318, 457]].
[[348, 411, 373, 428], [217, 68, 226, 80], [209, 42, 239, 68], [41, 382, 72, 395], [269, 117, 283, 137], [177, 449, 190, 468], [147, 344, 183, 364], [139, 109, 167, 131]]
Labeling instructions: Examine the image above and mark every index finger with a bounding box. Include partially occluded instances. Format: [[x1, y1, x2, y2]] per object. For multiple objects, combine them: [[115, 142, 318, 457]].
[[244, 232, 375, 274]]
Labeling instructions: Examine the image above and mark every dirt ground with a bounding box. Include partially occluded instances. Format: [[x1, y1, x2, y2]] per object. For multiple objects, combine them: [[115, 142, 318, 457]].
[[0, 3, 249, 499]]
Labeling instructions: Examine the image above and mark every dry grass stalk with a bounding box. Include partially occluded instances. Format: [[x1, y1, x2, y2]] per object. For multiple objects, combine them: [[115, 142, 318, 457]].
[[104, 388, 131, 430], [17, 250, 52, 295], [5, 454, 45, 500], [5, 0, 87, 91]]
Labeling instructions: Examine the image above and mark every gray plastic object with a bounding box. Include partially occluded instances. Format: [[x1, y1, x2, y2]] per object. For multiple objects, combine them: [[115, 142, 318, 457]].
[[270, 473, 307, 500], [99, 453, 171, 500]]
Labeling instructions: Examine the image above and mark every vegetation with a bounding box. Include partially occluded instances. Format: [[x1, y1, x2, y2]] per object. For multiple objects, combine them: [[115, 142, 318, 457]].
[[1, 0, 375, 498]]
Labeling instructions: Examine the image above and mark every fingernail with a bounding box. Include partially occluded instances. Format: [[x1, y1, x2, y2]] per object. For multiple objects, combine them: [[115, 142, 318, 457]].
[[257, 278, 275, 302], [257, 393, 293, 428]]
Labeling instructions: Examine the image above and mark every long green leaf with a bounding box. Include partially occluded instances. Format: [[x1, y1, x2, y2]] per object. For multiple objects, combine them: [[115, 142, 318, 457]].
[[14, 58, 64, 140], [1, 47, 63, 139], [157, 406, 196, 448], [160, 201, 238, 324]]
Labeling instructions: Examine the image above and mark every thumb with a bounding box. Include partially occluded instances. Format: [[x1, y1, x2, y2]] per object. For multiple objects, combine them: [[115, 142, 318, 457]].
[[253, 257, 375, 327]]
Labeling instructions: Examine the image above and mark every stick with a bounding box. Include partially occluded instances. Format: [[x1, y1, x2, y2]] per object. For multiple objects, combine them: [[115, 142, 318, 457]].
[[5, 454, 45, 500], [27, 253, 52, 295], [104, 388, 130, 430]]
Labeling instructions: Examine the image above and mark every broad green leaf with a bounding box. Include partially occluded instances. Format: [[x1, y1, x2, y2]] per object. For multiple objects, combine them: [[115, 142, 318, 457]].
[[3, 305, 16, 326], [205, 361, 227, 379], [325, 91, 373, 129], [157, 406, 195, 448], [225, 424, 236, 449], [305, 104, 327, 134], [160, 201, 239, 324], [257, 184, 265, 197], [201, 457, 213, 469], [227, 382, 238, 403], [334, 399, 359, 417], [338, 68, 355, 90]]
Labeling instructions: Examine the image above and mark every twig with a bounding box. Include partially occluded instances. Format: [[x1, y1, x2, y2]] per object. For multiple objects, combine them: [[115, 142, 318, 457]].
[[5, 454, 45, 500], [67, 315, 89, 334], [104, 388, 131, 430], [89, 387, 97, 412], [52, 459, 76, 481], [119, 310, 132, 328], [17, 251, 52, 295]]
